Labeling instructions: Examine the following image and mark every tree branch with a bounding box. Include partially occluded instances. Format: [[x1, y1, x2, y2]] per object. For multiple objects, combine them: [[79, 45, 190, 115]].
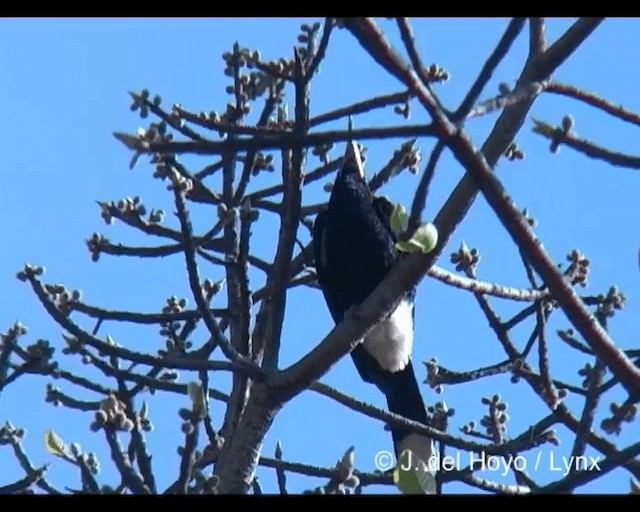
[[114, 124, 438, 156]]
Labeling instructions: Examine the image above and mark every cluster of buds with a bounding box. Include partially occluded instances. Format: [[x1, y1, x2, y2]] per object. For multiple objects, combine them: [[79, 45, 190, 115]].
[[2, 321, 28, 345], [24, 339, 55, 371], [311, 142, 335, 164], [147, 208, 165, 224], [450, 241, 480, 273], [394, 139, 421, 175], [505, 141, 525, 161], [423, 63, 450, 83], [16, 264, 45, 283], [98, 196, 147, 225], [221, 43, 285, 123], [167, 168, 194, 195], [158, 296, 192, 355], [91, 394, 134, 432], [44, 284, 81, 316], [236, 152, 274, 176], [163, 296, 188, 314], [428, 400, 455, 431], [565, 249, 590, 287], [533, 115, 574, 154], [304, 446, 360, 495], [45, 383, 64, 407], [137, 121, 171, 144], [60, 333, 84, 357], [595, 285, 626, 320], [423, 358, 444, 394], [69, 442, 101, 475], [480, 394, 509, 440], [86, 233, 109, 262], [202, 278, 225, 297], [296, 21, 322, 62], [160, 336, 192, 357], [129, 88, 162, 119], [601, 400, 637, 436], [0, 421, 25, 445]]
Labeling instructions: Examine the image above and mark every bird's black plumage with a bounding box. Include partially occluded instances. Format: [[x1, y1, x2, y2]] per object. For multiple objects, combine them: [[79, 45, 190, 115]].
[[313, 142, 431, 462]]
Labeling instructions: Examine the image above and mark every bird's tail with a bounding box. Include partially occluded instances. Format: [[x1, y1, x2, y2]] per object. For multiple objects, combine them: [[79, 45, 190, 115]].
[[382, 360, 437, 494], [382, 360, 429, 453]]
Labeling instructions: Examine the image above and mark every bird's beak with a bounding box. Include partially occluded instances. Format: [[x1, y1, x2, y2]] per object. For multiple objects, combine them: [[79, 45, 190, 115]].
[[344, 140, 365, 182]]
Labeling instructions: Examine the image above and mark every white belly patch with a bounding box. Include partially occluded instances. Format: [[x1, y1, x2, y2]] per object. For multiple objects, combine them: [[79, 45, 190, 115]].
[[363, 299, 414, 373]]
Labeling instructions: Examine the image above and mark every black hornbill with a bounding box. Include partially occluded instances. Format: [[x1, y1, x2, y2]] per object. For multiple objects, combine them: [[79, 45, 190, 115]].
[[313, 141, 434, 477]]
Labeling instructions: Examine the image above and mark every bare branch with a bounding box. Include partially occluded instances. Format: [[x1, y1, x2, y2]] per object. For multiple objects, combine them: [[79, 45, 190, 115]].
[[305, 18, 334, 80], [536, 441, 640, 494], [454, 18, 526, 120], [533, 120, 640, 169], [407, 140, 442, 233], [546, 81, 640, 128], [537, 18, 605, 78], [309, 90, 412, 128], [171, 175, 262, 378], [427, 265, 548, 302], [104, 427, 149, 494], [528, 18, 546, 56], [0, 465, 48, 494], [114, 124, 438, 156]]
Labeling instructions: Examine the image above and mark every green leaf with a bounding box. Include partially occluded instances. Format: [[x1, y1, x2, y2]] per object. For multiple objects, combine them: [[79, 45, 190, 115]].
[[396, 223, 438, 255], [395, 240, 421, 253], [413, 223, 438, 252], [393, 449, 437, 495], [389, 203, 408, 235], [44, 430, 67, 458], [187, 381, 207, 420]]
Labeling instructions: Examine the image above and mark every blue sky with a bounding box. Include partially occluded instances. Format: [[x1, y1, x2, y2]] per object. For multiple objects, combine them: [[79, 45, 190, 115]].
[[1, 18, 638, 494]]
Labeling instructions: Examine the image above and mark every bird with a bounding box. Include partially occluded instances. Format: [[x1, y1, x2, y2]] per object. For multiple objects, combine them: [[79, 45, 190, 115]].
[[312, 140, 435, 491]]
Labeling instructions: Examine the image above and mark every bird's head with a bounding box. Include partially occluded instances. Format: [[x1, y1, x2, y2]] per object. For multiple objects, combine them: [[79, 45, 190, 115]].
[[330, 140, 371, 200], [328, 140, 372, 214], [338, 140, 366, 183]]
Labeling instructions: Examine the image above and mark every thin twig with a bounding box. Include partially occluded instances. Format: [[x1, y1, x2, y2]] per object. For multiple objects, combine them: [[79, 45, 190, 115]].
[[569, 359, 605, 471], [255, 50, 306, 370], [534, 124, 640, 169], [171, 176, 262, 379], [10, 441, 61, 494], [454, 18, 527, 120], [177, 419, 200, 494], [536, 442, 640, 494], [114, 124, 438, 156], [310, 382, 553, 456], [546, 81, 640, 128], [536, 301, 560, 409], [305, 18, 333, 80], [72, 302, 227, 324], [0, 466, 48, 494], [407, 140, 443, 233], [309, 91, 411, 128], [104, 427, 149, 494]]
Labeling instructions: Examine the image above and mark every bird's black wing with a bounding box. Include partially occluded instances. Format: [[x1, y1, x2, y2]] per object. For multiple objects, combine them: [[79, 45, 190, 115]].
[[312, 209, 344, 324]]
